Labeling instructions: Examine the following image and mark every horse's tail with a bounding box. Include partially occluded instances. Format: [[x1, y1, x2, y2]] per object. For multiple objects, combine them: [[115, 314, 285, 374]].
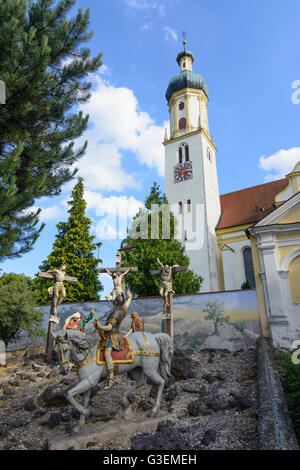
[[154, 333, 173, 381]]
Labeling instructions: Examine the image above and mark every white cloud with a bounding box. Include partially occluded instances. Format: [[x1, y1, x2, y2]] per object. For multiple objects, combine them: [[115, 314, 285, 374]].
[[163, 26, 178, 42], [84, 190, 144, 218], [124, 0, 166, 16], [24, 205, 64, 221], [259, 147, 300, 181], [75, 76, 165, 191]]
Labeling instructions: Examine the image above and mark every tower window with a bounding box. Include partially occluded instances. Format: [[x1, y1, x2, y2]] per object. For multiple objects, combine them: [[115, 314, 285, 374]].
[[183, 62, 186, 68], [187, 199, 191, 212], [179, 117, 186, 129], [207, 147, 211, 161], [185, 145, 189, 161], [179, 101, 185, 110], [178, 202, 182, 215], [179, 146, 183, 164], [243, 247, 256, 288], [184, 230, 187, 241]]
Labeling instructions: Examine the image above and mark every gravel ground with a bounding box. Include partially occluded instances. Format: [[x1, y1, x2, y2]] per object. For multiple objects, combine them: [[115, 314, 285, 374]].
[[0, 345, 258, 450]]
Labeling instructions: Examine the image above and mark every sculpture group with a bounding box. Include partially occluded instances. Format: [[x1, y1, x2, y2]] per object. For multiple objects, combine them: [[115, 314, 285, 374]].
[[40, 252, 187, 427]]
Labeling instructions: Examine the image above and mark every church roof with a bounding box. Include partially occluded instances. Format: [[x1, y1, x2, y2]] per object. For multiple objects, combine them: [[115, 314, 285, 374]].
[[217, 178, 289, 230], [176, 50, 195, 65], [166, 70, 209, 103]]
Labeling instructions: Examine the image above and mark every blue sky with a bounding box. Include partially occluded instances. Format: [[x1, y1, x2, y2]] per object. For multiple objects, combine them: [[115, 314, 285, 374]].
[[2, 0, 300, 296]]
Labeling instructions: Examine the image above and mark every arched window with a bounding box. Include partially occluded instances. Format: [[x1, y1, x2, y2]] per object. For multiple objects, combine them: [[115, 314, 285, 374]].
[[243, 247, 255, 288], [179, 117, 186, 129], [207, 147, 211, 161], [187, 199, 191, 212], [184, 230, 188, 241], [185, 145, 189, 161], [178, 201, 182, 215], [179, 146, 183, 164]]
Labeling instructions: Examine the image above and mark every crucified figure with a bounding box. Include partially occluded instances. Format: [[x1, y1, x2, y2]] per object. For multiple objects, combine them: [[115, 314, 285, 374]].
[[104, 268, 130, 301], [157, 258, 179, 309], [47, 265, 68, 311]]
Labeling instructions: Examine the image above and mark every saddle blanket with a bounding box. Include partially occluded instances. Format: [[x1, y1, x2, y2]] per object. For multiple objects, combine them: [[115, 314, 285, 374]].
[[96, 337, 135, 365]]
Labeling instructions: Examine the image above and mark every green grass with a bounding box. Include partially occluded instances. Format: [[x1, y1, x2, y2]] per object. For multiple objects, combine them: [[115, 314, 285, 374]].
[[276, 349, 300, 442]]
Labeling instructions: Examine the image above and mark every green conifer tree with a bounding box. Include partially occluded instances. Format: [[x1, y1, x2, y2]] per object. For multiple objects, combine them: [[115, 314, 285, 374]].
[[121, 182, 203, 297], [0, 0, 102, 260], [33, 177, 102, 303]]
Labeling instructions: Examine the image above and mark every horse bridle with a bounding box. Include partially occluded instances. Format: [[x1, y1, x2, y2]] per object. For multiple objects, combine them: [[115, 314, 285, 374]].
[[57, 340, 72, 366]]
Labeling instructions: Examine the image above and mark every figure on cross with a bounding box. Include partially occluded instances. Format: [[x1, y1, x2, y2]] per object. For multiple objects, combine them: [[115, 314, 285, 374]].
[[99, 250, 138, 302], [156, 258, 179, 308], [103, 267, 131, 301]]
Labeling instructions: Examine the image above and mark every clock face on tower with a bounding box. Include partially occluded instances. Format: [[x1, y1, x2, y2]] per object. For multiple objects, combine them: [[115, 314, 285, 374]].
[[174, 161, 193, 183]]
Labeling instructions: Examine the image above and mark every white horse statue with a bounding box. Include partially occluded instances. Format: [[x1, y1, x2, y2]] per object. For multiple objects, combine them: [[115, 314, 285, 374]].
[[52, 329, 173, 428]]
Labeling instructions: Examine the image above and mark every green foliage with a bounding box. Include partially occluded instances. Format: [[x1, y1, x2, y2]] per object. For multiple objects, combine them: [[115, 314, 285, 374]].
[[121, 182, 203, 297], [241, 280, 251, 289], [276, 349, 300, 441], [33, 177, 102, 304], [0, 276, 44, 346], [203, 300, 230, 335], [0, 0, 102, 260], [232, 319, 246, 332]]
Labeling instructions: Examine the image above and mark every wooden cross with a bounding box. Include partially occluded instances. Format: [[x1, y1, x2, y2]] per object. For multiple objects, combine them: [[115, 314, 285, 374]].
[[38, 266, 78, 363], [151, 261, 187, 340], [98, 250, 138, 301]]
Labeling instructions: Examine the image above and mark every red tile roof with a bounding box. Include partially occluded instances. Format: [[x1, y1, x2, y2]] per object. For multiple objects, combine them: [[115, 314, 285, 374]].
[[217, 178, 289, 230]]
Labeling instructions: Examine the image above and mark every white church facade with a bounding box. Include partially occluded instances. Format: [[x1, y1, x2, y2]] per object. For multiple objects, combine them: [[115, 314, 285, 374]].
[[163, 44, 300, 348]]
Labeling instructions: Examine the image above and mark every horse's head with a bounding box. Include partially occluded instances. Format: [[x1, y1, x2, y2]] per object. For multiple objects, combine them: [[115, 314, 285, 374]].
[[52, 330, 71, 376]]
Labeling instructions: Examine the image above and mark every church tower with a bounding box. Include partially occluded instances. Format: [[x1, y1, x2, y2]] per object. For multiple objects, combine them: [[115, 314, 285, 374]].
[[164, 41, 221, 292]]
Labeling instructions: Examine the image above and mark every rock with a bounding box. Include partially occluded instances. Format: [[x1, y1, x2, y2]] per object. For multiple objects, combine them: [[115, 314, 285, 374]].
[[215, 371, 226, 381], [202, 429, 217, 446], [131, 426, 194, 451], [187, 399, 210, 417], [236, 398, 251, 411], [156, 419, 176, 431], [86, 441, 97, 448], [32, 363, 43, 371], [24, 398, 37, 411], [8, 417, 31, 428], [182, 383, 207, 396], [206, 399, 229, 412], [164, 387, 177, 402], [8, 377, 20, 387], [40, 412, 62, 429], [33, 408, 47, 419], [171, 349, 196, 380], [202, 374, 216, 384], [4, 441, 18, 450], [164, 375, 175, 389], [3, 387, 17, 396], [65, 423, 74, 434], [38, 385, 67, 407]]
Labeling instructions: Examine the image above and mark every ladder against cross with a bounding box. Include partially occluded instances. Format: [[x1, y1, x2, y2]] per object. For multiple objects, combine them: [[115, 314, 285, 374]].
[[151, 263, 187, 340], [38, 267, 78, 363]]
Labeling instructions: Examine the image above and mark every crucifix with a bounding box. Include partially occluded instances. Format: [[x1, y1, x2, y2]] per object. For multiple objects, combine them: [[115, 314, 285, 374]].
[[98, 250, 138, 301], [151, 258, 187, 340], [38, 265, 78, 362]]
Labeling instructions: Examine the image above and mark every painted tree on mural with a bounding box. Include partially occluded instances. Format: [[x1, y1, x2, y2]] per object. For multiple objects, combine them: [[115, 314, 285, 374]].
[[203, 300, 230, 336]]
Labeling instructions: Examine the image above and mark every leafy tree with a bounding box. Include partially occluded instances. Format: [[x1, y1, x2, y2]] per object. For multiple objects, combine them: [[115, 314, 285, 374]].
[[241, 280, 251, 289], [0, 0, 102, 260], [121, 182, 203, 297], [203, 300, 230, 336], [33, 177, 102, 304], [0, 275, 45, 346]]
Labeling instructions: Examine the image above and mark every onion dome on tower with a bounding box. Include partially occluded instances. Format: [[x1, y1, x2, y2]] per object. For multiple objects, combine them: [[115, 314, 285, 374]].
[[166, 41, 209, 103]]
